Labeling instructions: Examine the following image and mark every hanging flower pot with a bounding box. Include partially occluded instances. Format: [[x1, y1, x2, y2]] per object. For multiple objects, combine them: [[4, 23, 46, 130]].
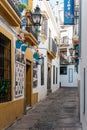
[[75, 50, 79, 54], [33, 52, 39, 60], [18, 3, 28, 13], [26, 11, 31, 18], [21, 44, 28, 52], [74, 40, 79, 45], [16, 40, 22, 49], [21, 18, 27, 27], [74, 56, 79, 60]]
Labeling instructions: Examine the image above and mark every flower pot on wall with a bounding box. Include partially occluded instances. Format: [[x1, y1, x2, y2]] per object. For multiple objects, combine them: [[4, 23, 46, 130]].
[[21, 18, 27, 27], [16, 40, 22, 49], [33, 53, 39, 60], [17, 3, 28, 13], [74, 56, 78, 60], [26, 11, 31, 18], [21, 44, 27, 52]]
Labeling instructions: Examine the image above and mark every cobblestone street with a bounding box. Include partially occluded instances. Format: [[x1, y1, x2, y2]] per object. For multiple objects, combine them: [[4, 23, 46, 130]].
[[6, 88, 82, 130]]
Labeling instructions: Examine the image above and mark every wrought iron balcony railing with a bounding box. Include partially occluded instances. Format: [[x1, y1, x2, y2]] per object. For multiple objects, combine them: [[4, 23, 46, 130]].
[[26, 26, 38, 40], [49, 38, 57, 56], [52, 39, 57, 55], [7, 0, 21, 18]]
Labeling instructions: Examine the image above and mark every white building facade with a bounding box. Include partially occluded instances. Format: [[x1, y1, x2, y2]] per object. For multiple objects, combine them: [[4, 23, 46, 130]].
[[79, 0, 87, 130], [60, 64, 78, 87], [33, 0, 60, 101]]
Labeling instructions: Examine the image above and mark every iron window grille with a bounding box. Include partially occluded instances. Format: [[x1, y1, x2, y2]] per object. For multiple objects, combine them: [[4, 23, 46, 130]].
[[60, 66, 67, 75], [7, 0, 21, 18], [56, 67, 58, 84], [0, 33, 11, 103], [53, 65, 55, 84], [41, 58, 44, 85]]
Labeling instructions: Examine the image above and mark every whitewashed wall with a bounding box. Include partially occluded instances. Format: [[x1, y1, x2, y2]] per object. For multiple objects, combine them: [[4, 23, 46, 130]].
[[60, 65, 78, 87], [51, 59, 60, 93], [79, 0, 87, 130], [32, 1, 60, 101]]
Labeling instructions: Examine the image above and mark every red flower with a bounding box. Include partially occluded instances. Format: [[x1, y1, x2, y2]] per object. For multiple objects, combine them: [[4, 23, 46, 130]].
[[74, 56, 78, 60]]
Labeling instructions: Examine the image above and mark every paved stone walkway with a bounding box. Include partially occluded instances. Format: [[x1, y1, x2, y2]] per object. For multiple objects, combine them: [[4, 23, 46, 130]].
[[6, 88, 82, 130]]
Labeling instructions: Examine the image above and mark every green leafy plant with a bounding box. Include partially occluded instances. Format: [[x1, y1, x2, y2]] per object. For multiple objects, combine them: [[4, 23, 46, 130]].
[[17, 3, 28, 12], [35, 28, 41, 37], [0, 81, 9, 96]]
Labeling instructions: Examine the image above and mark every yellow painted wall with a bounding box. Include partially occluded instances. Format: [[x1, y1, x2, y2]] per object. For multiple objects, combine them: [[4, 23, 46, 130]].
[[25, 48, 33, 62], [25, 48, 33, 106], [0, 26, 24, 129], [32, 93, 38, 106], [0, 99, 24, 130], [28, 0, 33, 11], [0, 25, 15, 100], [25, 48, 38, 106]]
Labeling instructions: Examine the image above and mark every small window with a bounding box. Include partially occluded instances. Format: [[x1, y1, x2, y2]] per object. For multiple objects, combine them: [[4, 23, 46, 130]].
[[41, 58, 44, 85], [53, 66, 55, 84], [56, 67, 58, 84], [60, 66, 67, 75], [33, 62, 38, 88], [0, 33, 11, 103]]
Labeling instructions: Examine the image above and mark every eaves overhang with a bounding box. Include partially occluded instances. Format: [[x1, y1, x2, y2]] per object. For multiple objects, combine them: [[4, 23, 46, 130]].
[[47, 50, 56, 60], [0, 0, 21, 26], [24, 33, 38, 46]]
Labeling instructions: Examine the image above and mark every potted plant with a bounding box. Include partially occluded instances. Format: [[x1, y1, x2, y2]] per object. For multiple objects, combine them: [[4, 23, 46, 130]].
[[25, 10, 31, 17], [35, 28, 41, 38], [17, 3, 28, 12], [16, 34, 23, 49], [25, 10, 32, 24], [0, 81, 9, 97]]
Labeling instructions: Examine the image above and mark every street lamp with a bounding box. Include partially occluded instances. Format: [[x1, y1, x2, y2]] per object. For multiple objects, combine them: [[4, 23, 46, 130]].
[[31, 5, 42, 26]]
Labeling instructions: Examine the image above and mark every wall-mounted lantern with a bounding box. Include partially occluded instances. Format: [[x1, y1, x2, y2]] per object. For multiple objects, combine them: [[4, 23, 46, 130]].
[[31, 5, 42, 26]]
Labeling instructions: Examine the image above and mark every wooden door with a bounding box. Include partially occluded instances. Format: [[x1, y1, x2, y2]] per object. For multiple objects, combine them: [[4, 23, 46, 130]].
[[26, 62, 31, 106], [47, 67, 51, 90]]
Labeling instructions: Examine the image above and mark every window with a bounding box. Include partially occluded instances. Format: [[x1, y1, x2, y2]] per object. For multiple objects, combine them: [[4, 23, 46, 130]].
[[69, 68, 73, 83], [33, 62, 38, 88], [0, 33, 11, 103], [49, 29, 51, 50], [41, 58, 44, 85], [53, 66, 55, 84], [56, 67, 58, 84], [60, 66, 67, 75], [44, 20, 48, 37]]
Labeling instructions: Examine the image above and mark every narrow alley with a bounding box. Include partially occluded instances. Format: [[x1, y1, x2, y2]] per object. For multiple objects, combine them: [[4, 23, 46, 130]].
[[6, 88, 82, 130]]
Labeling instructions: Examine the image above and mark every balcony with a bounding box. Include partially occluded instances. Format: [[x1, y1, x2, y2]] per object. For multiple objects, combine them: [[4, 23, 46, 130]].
[[58, 36, 69, 47], [24, 26, 38, 46], [48, 38, 57, 59], [0, 0, 21, 26]]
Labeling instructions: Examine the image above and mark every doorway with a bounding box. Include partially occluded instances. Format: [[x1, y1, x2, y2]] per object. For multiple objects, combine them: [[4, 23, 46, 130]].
[[26, 61, 32, 108], [47, 66, 51, 94]]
